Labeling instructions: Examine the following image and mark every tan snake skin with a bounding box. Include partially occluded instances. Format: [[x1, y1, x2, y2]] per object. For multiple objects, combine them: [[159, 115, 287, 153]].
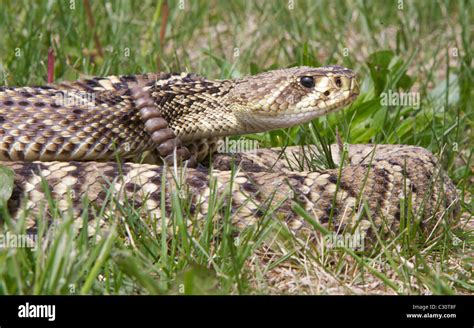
[[0, 66, 459, 246]]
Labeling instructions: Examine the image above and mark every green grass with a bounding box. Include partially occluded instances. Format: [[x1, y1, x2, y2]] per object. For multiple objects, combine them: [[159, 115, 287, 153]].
[[0, 0, 472, 294]]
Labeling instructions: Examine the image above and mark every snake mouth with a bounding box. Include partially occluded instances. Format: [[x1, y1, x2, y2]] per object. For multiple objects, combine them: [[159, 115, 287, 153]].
[[242, 97, 357, 132]]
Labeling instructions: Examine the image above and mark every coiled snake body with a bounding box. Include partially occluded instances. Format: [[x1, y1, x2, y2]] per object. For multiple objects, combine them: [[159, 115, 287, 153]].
[[0, 66, 458, 244]]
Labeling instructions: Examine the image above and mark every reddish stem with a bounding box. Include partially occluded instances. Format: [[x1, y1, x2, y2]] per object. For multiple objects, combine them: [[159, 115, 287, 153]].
[[47, 48, 55, 83], [83, 0, 104, 57], [157, 0, 169, 69]]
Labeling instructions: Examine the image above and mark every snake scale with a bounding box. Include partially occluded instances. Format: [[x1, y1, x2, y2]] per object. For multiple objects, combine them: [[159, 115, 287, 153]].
[[0, 66, 459, 245]]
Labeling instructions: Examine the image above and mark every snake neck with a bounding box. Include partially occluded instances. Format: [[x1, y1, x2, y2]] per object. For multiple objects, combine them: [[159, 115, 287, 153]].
[[151, 79, 251, 142]]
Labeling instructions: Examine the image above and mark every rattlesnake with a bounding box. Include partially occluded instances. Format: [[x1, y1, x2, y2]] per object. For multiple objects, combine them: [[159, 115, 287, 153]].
[[0, 66, 459, 245]]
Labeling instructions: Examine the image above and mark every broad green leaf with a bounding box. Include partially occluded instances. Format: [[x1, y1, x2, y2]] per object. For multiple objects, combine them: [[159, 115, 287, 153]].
[[0, 166, 14, 203], [367, 50, 394, 95]]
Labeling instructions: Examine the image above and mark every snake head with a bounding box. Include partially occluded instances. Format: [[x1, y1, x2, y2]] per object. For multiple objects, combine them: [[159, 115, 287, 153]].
[[229, 65, 359, 132]]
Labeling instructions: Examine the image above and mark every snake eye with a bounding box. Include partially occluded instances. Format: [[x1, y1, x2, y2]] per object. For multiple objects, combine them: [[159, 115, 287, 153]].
[[300, 76, 315, 88]]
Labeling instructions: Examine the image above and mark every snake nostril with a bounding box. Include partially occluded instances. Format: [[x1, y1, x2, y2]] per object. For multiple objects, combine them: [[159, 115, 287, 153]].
[[324, 91, 330, 96], [335, 77, 342, 88]]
